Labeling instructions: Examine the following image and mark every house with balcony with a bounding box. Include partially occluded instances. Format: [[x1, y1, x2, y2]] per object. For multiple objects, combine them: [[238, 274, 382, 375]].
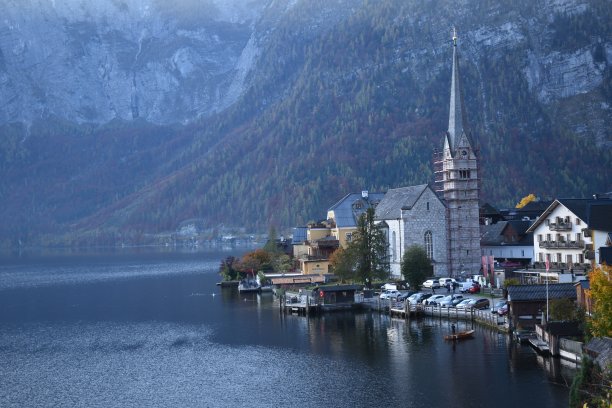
[[527, 198, 597, 272], [326, 191, 385, 248], [292, 192, 384, 275]]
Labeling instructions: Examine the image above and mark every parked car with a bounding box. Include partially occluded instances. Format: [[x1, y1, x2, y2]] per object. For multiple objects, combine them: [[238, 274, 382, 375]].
[[422, 279, 440, 289], [455, 298, 473, 309], [408, 293, 432, 305], [380, 290, 400, 300], [467, 283, 481, 294], [397, 291, 417, 301], [491, 300, 507, 313], [457, 298, 490, 310], [424, 294, 446, 305], [438, 294, 465, 308], [439, 278, 457, 287], [497, 303, 509, 316], [460, 281, 478, 293]]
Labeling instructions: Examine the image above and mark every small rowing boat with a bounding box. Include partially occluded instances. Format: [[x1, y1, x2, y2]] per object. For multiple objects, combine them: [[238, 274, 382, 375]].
[[444, 329, 475, 341]]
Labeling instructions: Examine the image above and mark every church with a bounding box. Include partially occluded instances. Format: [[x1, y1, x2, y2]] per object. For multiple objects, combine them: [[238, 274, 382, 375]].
[[293, 31, 482, 280], [378, 30, 481, 278]]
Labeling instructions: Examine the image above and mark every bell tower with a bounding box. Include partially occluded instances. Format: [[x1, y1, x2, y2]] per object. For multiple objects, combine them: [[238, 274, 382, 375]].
[[434, 29, 481, 278]]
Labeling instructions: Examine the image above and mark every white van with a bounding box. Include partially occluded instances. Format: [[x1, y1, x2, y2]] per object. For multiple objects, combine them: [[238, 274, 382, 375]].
[[381, 283, 397, 291]]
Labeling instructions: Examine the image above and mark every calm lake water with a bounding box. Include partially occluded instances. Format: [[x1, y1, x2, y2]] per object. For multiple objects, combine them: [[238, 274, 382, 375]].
[[0, 248, 574, 407]]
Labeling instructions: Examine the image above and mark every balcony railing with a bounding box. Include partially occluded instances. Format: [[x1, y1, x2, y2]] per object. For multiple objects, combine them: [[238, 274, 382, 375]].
[[539, 240, 585, 249], [549, 221, 572, 231]]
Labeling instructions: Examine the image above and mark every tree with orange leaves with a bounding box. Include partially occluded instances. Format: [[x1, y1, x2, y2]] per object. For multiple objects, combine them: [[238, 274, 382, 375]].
[[588, 264, 612, 338]]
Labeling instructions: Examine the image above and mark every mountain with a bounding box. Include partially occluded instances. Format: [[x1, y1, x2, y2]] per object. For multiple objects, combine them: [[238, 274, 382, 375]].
[[0, 0, 610, 247]]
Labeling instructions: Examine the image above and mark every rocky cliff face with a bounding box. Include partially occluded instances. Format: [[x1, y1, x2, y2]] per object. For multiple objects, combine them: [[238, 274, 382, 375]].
[[0, 0, 609, 138], [0, 0, 610, 244], [0, 0, 269, 125]]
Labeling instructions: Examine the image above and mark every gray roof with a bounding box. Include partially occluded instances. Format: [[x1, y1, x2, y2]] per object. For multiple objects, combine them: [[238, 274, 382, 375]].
[[480, 220, 533, 246], [587, 201, 612, 231], [316, 284, 363, 292], [528, 198, 612, 232], [507, 283, 577, 302], [375, 184, 429, 221], [328, 192, 385, 228], [480, 222, 507, 245]]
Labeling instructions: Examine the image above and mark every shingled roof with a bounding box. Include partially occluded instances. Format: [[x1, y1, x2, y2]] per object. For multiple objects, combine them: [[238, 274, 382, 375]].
[[507, 283, 577, 302], [328, 192, 385, 228], [375, 184, 430, 221]]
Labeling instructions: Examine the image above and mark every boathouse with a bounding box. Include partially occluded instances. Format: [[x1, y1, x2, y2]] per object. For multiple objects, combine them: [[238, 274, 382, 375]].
[[313, 284, 363, 306], [507, 283, 576, 329]]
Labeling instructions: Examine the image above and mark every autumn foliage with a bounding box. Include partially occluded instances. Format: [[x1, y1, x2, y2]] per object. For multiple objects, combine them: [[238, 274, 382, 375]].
[[588, 264, 612, 338]]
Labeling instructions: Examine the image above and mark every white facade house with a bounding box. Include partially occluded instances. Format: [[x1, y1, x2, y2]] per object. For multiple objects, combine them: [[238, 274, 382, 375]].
[[527, 199, 594, 270]]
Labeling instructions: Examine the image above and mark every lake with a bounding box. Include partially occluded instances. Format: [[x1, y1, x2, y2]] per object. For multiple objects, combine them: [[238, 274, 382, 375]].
[[0, 248, 574, 407]]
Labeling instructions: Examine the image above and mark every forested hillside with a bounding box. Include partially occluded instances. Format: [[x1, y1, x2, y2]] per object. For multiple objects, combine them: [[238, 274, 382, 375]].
[[0, 0, 610, 247]]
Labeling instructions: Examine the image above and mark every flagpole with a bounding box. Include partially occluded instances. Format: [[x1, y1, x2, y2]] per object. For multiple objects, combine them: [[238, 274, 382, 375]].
[[545, 258, 550, 323]]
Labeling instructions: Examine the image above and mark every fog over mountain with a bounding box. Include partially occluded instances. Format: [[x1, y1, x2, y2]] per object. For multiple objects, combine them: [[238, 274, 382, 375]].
[[0, 0, 610, 246]]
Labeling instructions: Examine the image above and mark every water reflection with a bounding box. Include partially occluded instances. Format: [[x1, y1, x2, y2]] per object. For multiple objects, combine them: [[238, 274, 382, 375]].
[[0, 249, 573, 408]]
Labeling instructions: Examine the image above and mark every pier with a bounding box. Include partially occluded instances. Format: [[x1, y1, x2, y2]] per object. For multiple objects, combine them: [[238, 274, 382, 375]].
[[279, 293, 509, 332]]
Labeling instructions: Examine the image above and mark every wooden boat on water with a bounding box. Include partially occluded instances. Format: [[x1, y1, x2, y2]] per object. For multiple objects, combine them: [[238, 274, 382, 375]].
[[444, 329, 475, 341]]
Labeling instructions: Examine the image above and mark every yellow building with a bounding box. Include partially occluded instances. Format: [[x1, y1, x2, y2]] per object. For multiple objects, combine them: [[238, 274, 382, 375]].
[[326, 191, 385, 248]]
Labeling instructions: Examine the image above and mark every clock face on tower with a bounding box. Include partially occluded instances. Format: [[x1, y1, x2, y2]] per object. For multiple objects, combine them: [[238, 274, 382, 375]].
[[461, 150, 468, 157]]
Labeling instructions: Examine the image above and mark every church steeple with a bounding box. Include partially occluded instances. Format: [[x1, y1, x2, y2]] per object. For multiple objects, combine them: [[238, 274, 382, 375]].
[[446, 28, 469, 154]]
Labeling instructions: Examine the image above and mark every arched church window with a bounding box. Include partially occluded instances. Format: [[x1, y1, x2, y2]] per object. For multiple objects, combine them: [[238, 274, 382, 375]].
[[424, 231, 433, 260], [392, 231, 397, 261]]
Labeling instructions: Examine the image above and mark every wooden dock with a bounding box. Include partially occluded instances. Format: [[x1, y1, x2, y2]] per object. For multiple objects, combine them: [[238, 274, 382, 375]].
[[277, 293, 509, 333]]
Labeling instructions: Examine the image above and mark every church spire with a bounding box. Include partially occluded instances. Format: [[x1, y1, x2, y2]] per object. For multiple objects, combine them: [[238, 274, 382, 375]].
[[447, 27, 468, 153]]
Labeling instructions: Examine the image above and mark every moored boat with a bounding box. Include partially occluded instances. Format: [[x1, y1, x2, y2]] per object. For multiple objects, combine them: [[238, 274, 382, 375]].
[[238, 279, 261, 293]]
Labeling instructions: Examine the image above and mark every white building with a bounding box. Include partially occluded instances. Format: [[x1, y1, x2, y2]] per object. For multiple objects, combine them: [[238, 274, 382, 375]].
[[527, 199, 595, 270]]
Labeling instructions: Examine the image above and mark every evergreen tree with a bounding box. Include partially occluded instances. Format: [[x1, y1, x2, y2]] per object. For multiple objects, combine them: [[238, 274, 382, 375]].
[[401, 245, 431, 290], [350, 207, 389, 286]]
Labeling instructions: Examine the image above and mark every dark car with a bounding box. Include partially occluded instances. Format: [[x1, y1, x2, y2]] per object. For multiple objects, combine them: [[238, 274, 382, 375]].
[[397, 291, 417, 301], [469, 298, 490, 310]]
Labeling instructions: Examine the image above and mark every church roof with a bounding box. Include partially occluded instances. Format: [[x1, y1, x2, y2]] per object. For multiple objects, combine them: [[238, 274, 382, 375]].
[[375, 184, 430, 221]]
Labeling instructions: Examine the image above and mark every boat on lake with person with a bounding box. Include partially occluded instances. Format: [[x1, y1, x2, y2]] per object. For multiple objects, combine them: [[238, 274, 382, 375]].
[[444, 329, 475, 341]]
